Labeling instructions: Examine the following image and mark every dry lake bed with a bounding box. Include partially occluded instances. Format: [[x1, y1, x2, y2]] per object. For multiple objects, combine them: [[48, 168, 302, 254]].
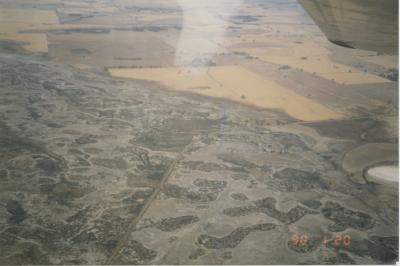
[[0, 0, 398, 264]]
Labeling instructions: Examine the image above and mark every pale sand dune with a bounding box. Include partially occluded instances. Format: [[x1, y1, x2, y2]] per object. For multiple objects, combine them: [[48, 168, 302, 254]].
[[109, 65, 342, 121]]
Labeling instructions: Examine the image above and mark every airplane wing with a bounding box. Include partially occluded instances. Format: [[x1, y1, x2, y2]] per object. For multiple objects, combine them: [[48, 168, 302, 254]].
[[298, 0, 398, 54]]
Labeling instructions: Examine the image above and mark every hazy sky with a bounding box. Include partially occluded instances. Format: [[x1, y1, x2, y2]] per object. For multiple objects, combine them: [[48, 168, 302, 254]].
[[175, 0, 244, 71]]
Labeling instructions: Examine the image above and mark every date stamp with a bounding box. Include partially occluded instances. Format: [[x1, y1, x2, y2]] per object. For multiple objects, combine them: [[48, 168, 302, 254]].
[[291, 234, 352, 247]]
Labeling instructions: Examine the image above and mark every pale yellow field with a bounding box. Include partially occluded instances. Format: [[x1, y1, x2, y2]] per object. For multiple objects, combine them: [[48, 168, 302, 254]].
[[109, 65, 342, 121], [0, 9, 58, 24], [226, 27, 392, 85], [0, 9, 58, 52], [0, 33, 49, 52], [232, 38, 391, 85]]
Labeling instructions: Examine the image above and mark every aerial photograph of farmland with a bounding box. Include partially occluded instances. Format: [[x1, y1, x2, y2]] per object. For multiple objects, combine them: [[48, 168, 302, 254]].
[[0, 0, 398, 264]]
